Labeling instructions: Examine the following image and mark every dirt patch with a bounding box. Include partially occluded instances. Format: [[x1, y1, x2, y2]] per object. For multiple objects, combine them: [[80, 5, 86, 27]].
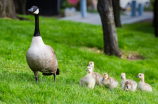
[[80, 47, 144, 60], [80, 47, 103, 54], [121, 52, 144, 60]]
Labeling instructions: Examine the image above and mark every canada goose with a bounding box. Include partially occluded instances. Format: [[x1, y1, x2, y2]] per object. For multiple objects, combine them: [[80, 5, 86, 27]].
[[121, 73, 137, 91], [80, 66, 96, 89], [137, 73, 152, 92], [26, 6, 59, 83], [101, 73, 118, 90], [124, 81, 137, 92]]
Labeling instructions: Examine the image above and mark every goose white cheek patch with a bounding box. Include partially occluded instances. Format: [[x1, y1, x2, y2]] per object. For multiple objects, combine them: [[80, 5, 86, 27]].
[[33, 9, 39, 14]]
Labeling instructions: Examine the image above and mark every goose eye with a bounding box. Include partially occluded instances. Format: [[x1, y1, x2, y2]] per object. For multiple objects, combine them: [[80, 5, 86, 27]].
[[140, 75, 141, 76]]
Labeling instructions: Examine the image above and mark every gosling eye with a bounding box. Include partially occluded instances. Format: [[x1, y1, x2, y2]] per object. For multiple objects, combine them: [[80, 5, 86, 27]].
[[140, 75, 141, 76]]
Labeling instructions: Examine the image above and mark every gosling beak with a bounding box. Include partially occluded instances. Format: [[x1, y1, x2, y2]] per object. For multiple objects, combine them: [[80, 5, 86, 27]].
[[102, 78, 104, 81], [127, 86, 128, 89], [86, 69, 89, 71], [88, 64, 90, 66], [136, 76, 139, 78], [121, 76, 123, 79], [28, 8, 33, 12]]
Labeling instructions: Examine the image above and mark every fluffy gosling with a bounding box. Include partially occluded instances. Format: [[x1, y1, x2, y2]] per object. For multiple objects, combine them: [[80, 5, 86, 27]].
[[101, 73, 118, 90], [88, 61, 102, 86], [137, 73, 152, 92], [80, 66, 96, 89], [121, 73, 137, 91], [124, 81, 137, 91]]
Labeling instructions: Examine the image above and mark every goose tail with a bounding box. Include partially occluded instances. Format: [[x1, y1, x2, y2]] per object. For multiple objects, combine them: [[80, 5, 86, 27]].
[[56, 68, 60, 75]]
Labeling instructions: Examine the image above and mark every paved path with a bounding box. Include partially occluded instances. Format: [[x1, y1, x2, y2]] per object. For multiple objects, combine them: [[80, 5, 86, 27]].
[[61, 11, 153, 25]]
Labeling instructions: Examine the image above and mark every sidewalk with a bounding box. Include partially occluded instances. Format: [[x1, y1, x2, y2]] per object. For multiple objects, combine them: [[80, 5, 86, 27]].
[[61, 11, 153, 25]]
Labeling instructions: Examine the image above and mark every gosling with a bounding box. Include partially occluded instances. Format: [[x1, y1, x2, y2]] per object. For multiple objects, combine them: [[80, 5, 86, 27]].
[[88, 61, 102, 86], [124, 81, 137, 92], [80, 66, 96, 89], [137, 73, 152, 92], [121, 73, 137, 91], [101, 73, 118, 90]]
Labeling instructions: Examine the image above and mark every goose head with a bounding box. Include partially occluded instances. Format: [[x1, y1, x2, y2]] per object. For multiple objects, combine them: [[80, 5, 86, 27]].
[[137, 73, 144, 79], [28, 6, 39, 15], [124, 81, 130, 91], [86, 66, 93, 74], [88, 61, 94, 68], [121, 73, 126, 80], [102, 73, 108, 81]]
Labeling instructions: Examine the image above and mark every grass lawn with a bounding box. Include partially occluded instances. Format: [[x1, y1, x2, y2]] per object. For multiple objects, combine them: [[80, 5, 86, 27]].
[[0, 16, 158, 103]]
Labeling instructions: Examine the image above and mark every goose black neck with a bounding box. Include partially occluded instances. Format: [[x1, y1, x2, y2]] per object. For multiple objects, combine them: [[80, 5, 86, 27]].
[[34, 14, 40, 37]]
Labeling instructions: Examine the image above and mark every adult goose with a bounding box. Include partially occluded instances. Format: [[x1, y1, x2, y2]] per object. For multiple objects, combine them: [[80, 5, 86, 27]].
[[26, 6, 59, 83]]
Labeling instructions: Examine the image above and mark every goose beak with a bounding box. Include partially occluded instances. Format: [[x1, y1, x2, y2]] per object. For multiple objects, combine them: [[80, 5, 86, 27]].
[[28, 8, 33, 12], [127, 86, 128, 89], [102, 78, 104, 81], [86, 69, 89, 71], [88, 64, 90, 66], [136, 76, 139, 78], [121, 76, 123, 79]]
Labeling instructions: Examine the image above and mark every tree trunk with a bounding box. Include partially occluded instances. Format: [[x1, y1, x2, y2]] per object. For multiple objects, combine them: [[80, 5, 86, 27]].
[[154, 0, 158, 37], [112, 0, 121, 28], [0, 0, 17, 18], [13, 0, 27, 14], [97, 0, 122, 57]]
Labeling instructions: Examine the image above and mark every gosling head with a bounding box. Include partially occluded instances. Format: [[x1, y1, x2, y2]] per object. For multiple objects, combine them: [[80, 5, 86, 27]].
[[124, 81, 130, 91], [121, 73, 126, 80], [86, 66, 93, 74], [137, 73, 144, 79], [88, 61, 94, 68], [102, 73, 108, 81], [28, 6, 39, 15]]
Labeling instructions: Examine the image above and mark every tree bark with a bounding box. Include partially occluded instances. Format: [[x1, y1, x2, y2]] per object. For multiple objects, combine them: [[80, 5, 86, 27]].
[[154, 0, 158, 37], [13, 0, 27, 14], [112, 0, 121, 28], [97, 0, 122, 57], [0, 0, 17, 18]]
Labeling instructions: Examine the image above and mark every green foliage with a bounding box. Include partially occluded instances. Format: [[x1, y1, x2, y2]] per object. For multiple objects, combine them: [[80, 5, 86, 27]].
[[0, 16, 158, 103]]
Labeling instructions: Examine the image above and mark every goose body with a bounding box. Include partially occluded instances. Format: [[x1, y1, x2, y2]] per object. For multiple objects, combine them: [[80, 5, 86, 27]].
[[26, 6, 59, 82], [121, 73, 137, 91], [26, 37, 58, 73], [137, 73, 152, 92], [92, 72, 102, 86]]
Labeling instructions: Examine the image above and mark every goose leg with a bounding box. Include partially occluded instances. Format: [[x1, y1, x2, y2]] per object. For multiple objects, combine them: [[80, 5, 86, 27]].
[[34, 71, 38, 83], [53, 73, 56, 82]]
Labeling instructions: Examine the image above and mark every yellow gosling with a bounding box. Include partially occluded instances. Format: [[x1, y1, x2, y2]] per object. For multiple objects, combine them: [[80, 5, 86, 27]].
[[92, 71, 103, 86], [124, 81, 137, 91], [87, 61, 102, 86], [121, 73, 137, 91], [80, 66, 96, 89], [137, 73, 152, 92], [101, 73, 118, 90]]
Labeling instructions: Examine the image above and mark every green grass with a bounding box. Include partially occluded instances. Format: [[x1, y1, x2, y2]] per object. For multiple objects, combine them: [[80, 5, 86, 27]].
[[0, 16, 158, 103]]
